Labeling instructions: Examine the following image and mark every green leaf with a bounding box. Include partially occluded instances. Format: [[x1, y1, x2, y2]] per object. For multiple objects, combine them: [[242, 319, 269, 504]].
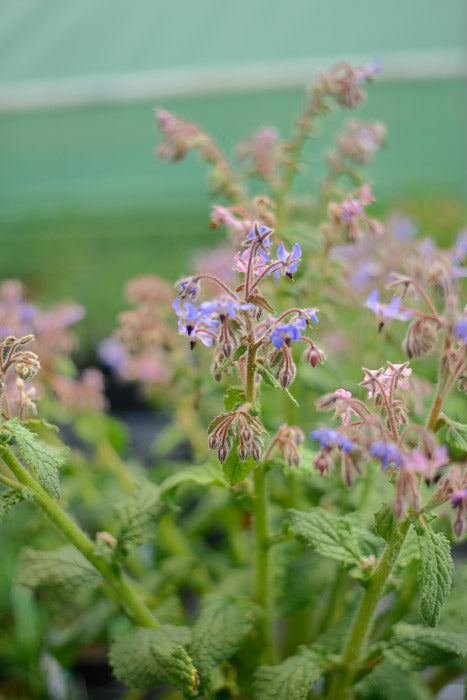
[[415, 522, 453, 627], [4, 418, 68, 499], [222, 444, 256, 485], [374, 503, 397, 543], [257, 367, 299, 406], [444, 419, 467, 456], [109, 625, 198, 695], [0, 488, 26, 522], [18, 545, 99, 594], [214, 345, 248, 376], [286, 508, 365, 571], [159, 462, 226, 497], [254, 647, 324, 699], [190, 592, 258, 693], [382, 622, 467, 670], [224, 386, 245, 411], [354, 660, 432, 700], [115, 478, 163, 556]]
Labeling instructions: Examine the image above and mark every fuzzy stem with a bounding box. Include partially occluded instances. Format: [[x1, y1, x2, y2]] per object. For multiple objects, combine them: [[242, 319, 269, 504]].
[[327, 518, 410, 700], [0, 446, 159, 630], [244, 312, 273, 658]]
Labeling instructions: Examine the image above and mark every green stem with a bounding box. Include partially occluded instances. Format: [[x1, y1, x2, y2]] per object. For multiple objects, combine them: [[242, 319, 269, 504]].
[[327, 519, 410, 700], [0, 446, 159, 630], [426, 335, 451, 432]]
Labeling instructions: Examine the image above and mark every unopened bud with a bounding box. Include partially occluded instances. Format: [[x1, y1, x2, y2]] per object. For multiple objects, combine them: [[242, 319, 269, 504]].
[[217, 444, 229, 463], [250, 442, 262, 462]]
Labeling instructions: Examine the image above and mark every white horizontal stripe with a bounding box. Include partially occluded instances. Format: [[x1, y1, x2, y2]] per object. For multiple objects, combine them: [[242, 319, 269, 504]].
[[0, 49, 465, 112]]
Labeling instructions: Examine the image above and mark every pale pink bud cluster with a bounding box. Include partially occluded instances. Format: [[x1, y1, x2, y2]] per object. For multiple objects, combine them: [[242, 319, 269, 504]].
[[207, 409, 267, 463], [266, 424, 305, 467]]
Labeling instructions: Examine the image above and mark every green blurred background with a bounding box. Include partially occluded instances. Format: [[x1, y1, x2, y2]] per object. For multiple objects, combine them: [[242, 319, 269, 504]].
[[0, 0, 465, 354]]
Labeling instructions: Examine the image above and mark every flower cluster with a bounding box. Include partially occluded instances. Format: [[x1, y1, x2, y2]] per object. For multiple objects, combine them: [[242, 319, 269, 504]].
[[328, 185, 383, 242], [0, 280, 105, 414]]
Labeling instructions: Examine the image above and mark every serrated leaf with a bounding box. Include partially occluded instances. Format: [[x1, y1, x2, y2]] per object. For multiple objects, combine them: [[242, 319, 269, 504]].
[[18, 545, 99, 594], [115, 478, 163, 555], [444, 419, 467, 454], [224, 387, 245, 411], [254, 647, 324, 699], [374, 503, 397, 543], [109, 625, 198, 695], [287, 508, 365, 571], [4, 418, 68, 499], [222, 444, 256, 485], [382, 622, 467, 670], [190, 593, 258, 692], [0, 488, 26, 522], [415, 523, 453, 626], [159, 462, 226, 496]]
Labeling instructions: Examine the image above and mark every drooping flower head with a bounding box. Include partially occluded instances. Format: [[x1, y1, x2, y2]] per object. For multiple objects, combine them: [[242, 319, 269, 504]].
[[309, 427, 354, 453]]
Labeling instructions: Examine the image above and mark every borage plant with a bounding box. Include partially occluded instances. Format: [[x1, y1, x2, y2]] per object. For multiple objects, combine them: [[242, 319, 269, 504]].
[[1, 61, 466, 700]]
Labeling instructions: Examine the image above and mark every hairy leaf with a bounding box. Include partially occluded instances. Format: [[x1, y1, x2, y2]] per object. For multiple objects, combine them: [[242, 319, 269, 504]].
[[159, 462, 226, 497], [190, 592, 258, 692], [4, 418, 68, 499], [109, 625, 198, 695], [382, 623, 467, 670], [415, 523, 453, 626], [287, 508, 365, 571], [254, 647, 324, 699], [115, 478, 163, 555], [18, 545, 99, 594]]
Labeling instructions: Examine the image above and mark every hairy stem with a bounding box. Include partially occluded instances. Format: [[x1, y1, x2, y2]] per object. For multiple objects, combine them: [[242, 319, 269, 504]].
[[327, 519, 410, 700], [0, 446, 159, 630]]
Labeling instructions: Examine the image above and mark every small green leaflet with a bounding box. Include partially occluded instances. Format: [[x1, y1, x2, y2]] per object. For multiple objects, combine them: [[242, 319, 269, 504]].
[[190, 592, 259, 693], [222, 442, 256, 485], [257, 366, 299, 406], [215, 345, 247, 376], [254, 647, 324, 699], [109, 625, 198, 696], [114, 478, 163, 556], [4, 418, 68, 499], [374, 503, 398, 543], [286, 508, 366, 573], [18, 545, 99, 594], [415, 521, 453, 627], [159, 462, 226, 497]]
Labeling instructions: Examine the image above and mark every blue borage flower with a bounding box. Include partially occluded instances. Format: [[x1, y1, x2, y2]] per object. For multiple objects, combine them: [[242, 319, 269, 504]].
[[309, 427, 354, 453], [454, 318, 467, 343], [269, 310, 318, 349], [271, 320, 305, 349], [198, 298, 254, 320], [270, 243, 302, 286], [369, 441, 401, 469], [366, 289, 412, 324]]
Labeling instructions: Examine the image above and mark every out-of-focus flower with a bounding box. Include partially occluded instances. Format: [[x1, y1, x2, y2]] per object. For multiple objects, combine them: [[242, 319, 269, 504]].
[[369, 441, 401, 469], [366, 289, 413, 328], [309, 427, 354, 452], [402, 445, 449, 482], [454, 318, 467, 342]]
